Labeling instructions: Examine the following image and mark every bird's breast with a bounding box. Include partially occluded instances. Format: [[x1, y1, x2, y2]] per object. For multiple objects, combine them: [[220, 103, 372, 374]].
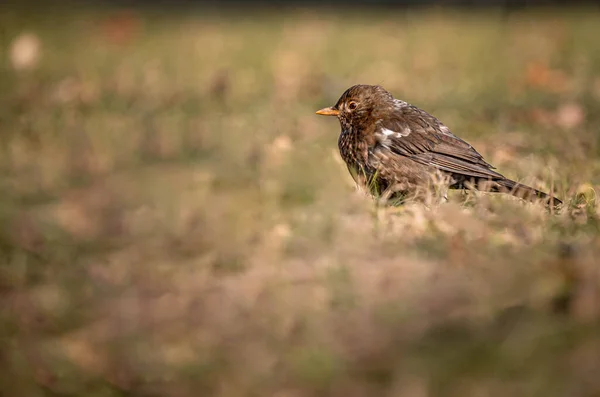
[[338, 127, 383, 192], [338, 128, 360, 165]]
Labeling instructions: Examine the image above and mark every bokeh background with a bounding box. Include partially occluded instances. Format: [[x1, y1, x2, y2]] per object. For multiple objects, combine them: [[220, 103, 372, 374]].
[[2, 1, 600, 396]]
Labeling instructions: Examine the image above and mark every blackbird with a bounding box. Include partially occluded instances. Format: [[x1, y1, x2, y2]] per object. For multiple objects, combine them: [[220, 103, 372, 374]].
[[316, 84, 561, 206]]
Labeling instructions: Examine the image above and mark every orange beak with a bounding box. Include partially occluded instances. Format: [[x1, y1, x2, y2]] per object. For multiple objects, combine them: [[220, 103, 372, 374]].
[[315, 107, 339, 116]]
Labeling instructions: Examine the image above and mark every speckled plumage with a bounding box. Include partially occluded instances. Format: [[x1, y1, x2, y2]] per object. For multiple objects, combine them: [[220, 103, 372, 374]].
[[317, 84, 561, 205]]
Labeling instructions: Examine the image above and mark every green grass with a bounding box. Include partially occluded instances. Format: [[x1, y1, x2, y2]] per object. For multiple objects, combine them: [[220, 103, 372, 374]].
[[2, 4, 600, 396]]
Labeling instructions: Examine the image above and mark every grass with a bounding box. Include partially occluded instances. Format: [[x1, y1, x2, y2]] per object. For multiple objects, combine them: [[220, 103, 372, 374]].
[[2, 4, 600, 396]]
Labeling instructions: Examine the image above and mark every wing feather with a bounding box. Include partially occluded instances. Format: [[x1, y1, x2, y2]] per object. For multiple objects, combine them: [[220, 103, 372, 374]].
[[374, 105, 503, 180]]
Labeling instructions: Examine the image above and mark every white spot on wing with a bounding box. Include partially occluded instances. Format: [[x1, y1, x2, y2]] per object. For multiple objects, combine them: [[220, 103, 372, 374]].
[[380, 127, 411, 138], [375, 126, 411, 148], [439, 125, 452, 136], [393, 99, 409, 109]]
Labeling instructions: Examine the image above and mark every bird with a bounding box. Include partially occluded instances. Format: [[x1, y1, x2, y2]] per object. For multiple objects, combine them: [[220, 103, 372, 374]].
[[316, 84, 562, 206]]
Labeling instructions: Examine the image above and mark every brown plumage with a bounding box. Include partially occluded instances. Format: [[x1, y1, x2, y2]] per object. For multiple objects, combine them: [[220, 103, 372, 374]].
[[316, 84, 562, 206]]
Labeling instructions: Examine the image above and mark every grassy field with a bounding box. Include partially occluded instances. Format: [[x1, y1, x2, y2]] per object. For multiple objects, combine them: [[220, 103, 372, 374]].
[[2, 4, 600, 396]]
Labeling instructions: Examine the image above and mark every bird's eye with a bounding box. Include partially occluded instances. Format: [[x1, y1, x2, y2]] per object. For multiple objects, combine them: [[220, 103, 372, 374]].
[[348, 101, 358, 110]]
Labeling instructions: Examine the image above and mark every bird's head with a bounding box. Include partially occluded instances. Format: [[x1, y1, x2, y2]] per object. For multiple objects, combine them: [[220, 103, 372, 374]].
[[316, 84, 395, 127]]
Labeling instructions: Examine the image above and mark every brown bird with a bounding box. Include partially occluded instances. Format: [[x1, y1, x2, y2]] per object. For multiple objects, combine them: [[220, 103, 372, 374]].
[[316, 84, 561, 206]]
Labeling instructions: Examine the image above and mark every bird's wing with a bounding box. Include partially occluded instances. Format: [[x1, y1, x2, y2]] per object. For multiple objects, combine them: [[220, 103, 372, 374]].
[[373, 105, 504, 180]]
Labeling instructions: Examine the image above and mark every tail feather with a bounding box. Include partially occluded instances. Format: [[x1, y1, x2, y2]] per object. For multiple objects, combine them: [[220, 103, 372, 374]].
[[492, 178, 562, 206], [464, 177, 563, 206]]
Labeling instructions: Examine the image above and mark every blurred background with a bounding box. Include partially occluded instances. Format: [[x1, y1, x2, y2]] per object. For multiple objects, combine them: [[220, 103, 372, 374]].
[[2, 1, 600, 396]]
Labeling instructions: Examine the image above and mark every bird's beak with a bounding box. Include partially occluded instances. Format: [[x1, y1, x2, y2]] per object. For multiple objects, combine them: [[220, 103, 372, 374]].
[[315, 107, 339, 116]]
